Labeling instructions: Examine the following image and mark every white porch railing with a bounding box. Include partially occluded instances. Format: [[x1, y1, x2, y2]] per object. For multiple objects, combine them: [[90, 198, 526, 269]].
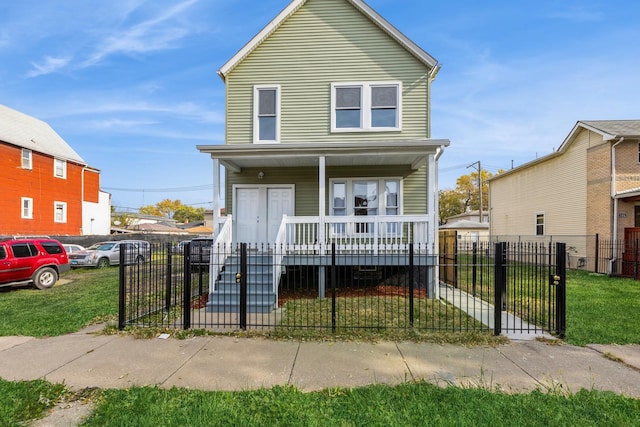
[[272, 215, 433, 294], [209, 215, 233, 294]]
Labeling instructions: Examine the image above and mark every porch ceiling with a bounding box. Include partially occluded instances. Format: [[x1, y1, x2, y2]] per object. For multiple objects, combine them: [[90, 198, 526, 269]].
[[197, 140, 449, 172]]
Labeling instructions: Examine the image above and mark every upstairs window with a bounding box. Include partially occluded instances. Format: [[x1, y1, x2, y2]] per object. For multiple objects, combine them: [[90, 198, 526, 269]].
[[54, 158, 67, 179], [21, 197, 33, 219], [22, 149, 32, 169], [253, 85, 280, 143], [332, 82, 401, 132]]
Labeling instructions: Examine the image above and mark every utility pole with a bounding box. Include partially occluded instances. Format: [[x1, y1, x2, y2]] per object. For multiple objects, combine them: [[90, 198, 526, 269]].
[[467, 161, 482, 222]]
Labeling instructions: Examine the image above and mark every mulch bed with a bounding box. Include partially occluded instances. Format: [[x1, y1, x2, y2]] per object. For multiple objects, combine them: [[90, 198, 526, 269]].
[[278, 285, 427, 306], [191, 285, 428, 309]]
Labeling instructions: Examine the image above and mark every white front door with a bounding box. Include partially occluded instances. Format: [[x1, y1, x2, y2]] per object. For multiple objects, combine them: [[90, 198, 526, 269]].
[[236, 188, 261, 243], [267, 188, 294, 242], [234, 186, 294, 244]]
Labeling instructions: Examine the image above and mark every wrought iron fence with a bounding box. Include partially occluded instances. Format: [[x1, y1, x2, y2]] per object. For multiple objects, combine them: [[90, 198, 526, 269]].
[[119, 241, 565, 338]]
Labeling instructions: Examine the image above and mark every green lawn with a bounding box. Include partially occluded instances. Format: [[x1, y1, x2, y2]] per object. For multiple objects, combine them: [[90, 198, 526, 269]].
[[1, 268, 640, 426], [2, 380, 639, 426], [566, 270, 640, 346], [1, 268, 639, 346], [0, 268, 118, 337]]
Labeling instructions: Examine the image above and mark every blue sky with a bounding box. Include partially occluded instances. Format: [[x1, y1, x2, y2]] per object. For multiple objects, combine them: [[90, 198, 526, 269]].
[[2, 0, 639, 212]]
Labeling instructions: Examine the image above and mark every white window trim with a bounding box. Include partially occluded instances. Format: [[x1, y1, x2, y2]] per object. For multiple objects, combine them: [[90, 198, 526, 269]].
[[253, 84, 281, 144], [331, 81, 402, 133], [535, 212, 545, 236], [54, 201, 67, 223], [330, 177, 403, 236], [54, 158, 67, 179], [22, 149, 32, 170], [21, 197, 33, 219], [330, 177, 403, 215]]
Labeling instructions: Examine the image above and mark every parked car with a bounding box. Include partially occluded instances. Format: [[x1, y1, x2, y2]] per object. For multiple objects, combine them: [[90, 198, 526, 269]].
[[0, 238, 70, 289], [68, 240, 150, 268], [63, 244, 85, 254]]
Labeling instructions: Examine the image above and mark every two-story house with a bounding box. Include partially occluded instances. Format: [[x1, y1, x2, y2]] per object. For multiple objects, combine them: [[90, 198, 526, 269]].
[[0, 104, 111, 236], [197, 0, 449, 311], [489, 120, 640, 273]]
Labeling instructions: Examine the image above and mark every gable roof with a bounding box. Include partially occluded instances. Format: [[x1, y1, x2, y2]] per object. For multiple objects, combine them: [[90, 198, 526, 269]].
[[440, 219, 489, 230], [0, 104, 86, 164], [218, 0, 439, 80], [576, 120, 640, 140], [491, 119, 640, 183]]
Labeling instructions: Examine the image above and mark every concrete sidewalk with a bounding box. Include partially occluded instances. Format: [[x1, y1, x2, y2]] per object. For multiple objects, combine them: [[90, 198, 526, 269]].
[[1, 328, 639, 398]]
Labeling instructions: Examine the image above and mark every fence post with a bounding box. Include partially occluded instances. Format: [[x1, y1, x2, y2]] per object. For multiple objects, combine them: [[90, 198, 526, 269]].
[[331, 242, 336, 333], [118, 245, 126, 330], [409, 243, 414, 327], [633, 239, 638, 280], [183, 242, 192, 330], [555, 242, 566, 338], [594, 234, 599, 274], [494, 242, 507, 336], [165, 243, 173, 312], [472, 241, 478, 296], [240, 243, 247, 330]]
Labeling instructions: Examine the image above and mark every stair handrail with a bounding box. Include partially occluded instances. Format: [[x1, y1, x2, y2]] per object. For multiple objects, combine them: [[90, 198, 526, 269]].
[[272, 215, 290, 300], [211, 215, 233, 293]]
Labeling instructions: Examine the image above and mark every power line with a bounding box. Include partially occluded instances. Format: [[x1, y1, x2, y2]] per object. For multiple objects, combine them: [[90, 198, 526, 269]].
[[103, 184, 213, 193]]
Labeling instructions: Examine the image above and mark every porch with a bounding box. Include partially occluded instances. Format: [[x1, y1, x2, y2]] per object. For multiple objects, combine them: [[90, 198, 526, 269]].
[[207, 214, 437, 313]]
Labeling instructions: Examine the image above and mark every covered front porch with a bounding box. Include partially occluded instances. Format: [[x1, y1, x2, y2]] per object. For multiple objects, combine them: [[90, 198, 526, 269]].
[[197, 140, 448, 311], [197, 140, 448, 244]]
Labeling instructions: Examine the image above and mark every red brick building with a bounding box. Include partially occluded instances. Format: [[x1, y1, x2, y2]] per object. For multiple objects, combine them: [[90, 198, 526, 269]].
[[0, 105, 110, 236]]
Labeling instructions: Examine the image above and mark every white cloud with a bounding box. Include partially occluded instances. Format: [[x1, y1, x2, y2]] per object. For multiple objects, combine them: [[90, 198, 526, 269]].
[[26, 55, 72, 77], [81, 0, 199, 67], [91, 118, 158, 129]]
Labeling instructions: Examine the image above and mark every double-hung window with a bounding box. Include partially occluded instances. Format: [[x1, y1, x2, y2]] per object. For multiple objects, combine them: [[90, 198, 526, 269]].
[[21, 197, 33, 219], [54, 201, 67, 223], [54, 158, 67, 179], [22, 149, 32, 169], [253, 85, 280, 143], [535, 213, 545, 236], [332, 82, 401, 132]]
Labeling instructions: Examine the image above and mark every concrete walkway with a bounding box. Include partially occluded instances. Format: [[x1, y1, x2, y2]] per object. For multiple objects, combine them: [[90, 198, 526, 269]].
[[1, 327, 639, 397], [439, 283, 555, 340]]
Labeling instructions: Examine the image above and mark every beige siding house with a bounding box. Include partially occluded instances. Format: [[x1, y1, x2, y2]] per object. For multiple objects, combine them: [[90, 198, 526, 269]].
[[197, 0, 449, 247], [489, 120, 640, 270], [440, 211, 489, 243]]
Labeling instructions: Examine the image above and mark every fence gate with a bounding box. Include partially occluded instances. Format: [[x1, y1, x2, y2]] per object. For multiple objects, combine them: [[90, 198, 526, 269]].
[[438, 230, 457, 287], [493, 242, 566, 338]]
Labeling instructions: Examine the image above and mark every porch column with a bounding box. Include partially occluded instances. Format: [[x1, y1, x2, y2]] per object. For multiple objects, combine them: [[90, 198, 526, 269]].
[[318, 156, 327, 299], [428, 152, 439, 299], [318, 155, 326, 247], [212, 158, 221, 237]]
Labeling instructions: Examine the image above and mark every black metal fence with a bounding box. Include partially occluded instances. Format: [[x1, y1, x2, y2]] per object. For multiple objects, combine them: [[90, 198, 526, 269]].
[[596, 238, 640, 279], [119, 240, 566, 338]]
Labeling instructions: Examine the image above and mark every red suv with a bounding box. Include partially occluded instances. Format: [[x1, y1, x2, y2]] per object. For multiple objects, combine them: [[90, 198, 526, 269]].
[[0, 238, 70, 289]]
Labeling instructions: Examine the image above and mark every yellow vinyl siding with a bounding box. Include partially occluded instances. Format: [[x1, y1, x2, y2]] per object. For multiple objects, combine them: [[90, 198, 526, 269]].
[[490, 130, 590, 237], [225, 0, 430, 145]]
